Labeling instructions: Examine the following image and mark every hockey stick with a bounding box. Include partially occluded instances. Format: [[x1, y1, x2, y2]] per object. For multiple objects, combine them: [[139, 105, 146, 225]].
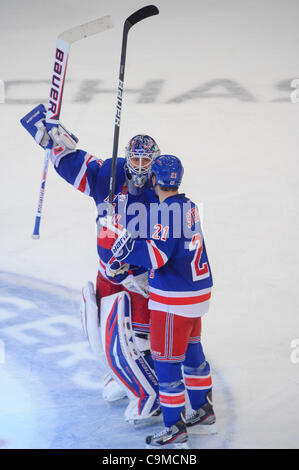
[[108, 5, 159, 214], [32, 16, 113, 239]]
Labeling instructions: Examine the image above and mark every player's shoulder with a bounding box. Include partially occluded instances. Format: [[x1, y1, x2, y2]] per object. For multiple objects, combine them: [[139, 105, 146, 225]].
[[88, 156, 126, 178], [164, 194, 201, 231], [176, 193, 198, 211], [163, 193, 190, 206]]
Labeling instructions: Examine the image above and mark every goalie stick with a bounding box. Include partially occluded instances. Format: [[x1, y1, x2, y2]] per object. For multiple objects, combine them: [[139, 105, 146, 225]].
[[32, 16, 113, 239], [108, 5, 159, 214]]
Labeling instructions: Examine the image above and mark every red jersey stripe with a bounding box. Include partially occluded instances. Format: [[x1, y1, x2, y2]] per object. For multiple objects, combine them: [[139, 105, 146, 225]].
[[150, 291, 211, 306], [147, 240, 166, 268]]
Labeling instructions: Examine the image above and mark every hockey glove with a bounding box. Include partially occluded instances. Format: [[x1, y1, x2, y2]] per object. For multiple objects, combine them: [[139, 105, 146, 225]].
[[20, 104, 79, 165], [106, 261, 149, 298], [106, 260, 130, 282], [98, 215, 135, 262], [123, 267, 150, 298], [109, 237, 150, 297], [20, 104, 50, 148], [48, 125, 78, 167], [111, 229, 135, 261]]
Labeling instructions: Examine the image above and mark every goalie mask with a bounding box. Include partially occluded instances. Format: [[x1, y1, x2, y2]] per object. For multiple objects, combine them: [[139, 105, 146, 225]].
[[125, 134, 160, 195]]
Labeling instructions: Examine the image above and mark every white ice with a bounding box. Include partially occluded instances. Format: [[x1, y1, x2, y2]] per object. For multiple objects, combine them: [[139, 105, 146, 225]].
[[0, 0, 299, 449]]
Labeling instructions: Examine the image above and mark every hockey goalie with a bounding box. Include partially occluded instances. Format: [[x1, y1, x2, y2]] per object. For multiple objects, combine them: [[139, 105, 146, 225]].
[[20, 103, 162, 426]]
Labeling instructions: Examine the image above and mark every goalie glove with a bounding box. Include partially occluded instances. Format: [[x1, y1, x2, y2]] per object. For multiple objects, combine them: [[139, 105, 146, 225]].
[[122, 271, 150, 298], [20, 104, 51, 148], [106, 260, 149, 298], [106, 260, 130, 282], [20, 103, 78, 165], [49, 125, 78, 167]]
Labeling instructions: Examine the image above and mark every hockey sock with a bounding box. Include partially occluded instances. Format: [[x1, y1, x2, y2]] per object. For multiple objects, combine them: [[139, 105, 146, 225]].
[[154, 360, 186, 427], [184, 343, 212, 410]]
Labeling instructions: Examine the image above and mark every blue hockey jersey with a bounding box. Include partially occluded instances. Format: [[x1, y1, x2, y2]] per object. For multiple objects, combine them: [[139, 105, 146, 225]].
[[53, 149, 158, 279], [119, 194, 213, 317]]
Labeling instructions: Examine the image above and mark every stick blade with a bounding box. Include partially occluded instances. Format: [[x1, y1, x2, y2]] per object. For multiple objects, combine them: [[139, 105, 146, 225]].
[[126, 5, 159, 28], [59, 15, 113, 44]]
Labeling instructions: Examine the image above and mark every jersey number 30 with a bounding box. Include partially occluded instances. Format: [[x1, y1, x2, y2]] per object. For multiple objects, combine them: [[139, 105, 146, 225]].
[[189, 233, 210, 281]]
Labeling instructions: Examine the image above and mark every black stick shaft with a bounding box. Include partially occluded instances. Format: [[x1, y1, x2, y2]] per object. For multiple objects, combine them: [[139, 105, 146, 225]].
[[108, 22, 129, 209], [108, 5, 159, 213]]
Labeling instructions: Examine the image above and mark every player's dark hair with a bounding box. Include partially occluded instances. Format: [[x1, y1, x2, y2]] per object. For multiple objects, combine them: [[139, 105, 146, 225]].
[[158, 185, 179, 192]]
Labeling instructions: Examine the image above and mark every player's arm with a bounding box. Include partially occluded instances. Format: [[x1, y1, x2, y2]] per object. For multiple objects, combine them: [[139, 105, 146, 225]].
[[119, 237, 171, 269], [102, 217, 175, 270]]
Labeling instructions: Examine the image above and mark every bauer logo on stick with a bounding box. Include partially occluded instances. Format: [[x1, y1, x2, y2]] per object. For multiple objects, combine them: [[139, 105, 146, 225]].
[[48, 48, 65, 117], [115, 80, 124, 127]]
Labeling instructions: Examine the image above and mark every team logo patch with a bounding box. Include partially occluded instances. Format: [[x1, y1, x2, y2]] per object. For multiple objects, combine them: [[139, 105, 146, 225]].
[[54, 146, 63, 155], [121, 184, 128, 195]]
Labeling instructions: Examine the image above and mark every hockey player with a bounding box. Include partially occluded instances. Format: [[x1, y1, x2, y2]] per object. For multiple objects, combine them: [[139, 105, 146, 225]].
[[20, 104, 161, 424], [106, 154, 216, 447]]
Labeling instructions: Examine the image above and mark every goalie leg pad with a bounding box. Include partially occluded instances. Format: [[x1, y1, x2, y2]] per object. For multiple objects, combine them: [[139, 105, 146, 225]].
[[80, 281, 104, 361], [102, 373, 128, 403], [80, 281, 127, 402], [100, 291, 160, 420]]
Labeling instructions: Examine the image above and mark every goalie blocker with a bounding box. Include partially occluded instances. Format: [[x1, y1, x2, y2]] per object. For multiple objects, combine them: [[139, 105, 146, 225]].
[[80, 282, 160, 424]]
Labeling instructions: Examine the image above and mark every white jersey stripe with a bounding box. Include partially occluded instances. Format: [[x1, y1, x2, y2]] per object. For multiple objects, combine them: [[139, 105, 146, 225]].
[[73, 153, 96, 190], [146, 240, 168, 269]]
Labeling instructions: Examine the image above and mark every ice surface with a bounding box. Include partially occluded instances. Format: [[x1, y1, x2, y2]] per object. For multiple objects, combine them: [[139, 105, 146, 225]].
[[0, 0, 299, 449]]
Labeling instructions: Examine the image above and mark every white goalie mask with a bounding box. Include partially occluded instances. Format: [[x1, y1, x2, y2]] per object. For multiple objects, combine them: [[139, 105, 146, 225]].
[[125, 134, 160, 195]]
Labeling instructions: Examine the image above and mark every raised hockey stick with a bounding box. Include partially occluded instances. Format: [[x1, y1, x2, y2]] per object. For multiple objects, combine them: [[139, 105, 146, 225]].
[[108, 5, 159, 213], [32, 16, 113, 239]]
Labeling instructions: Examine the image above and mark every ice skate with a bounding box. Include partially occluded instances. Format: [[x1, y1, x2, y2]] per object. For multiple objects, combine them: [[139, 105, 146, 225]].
[[186, 390, 217, 435], [145, 416, 189, 449]]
